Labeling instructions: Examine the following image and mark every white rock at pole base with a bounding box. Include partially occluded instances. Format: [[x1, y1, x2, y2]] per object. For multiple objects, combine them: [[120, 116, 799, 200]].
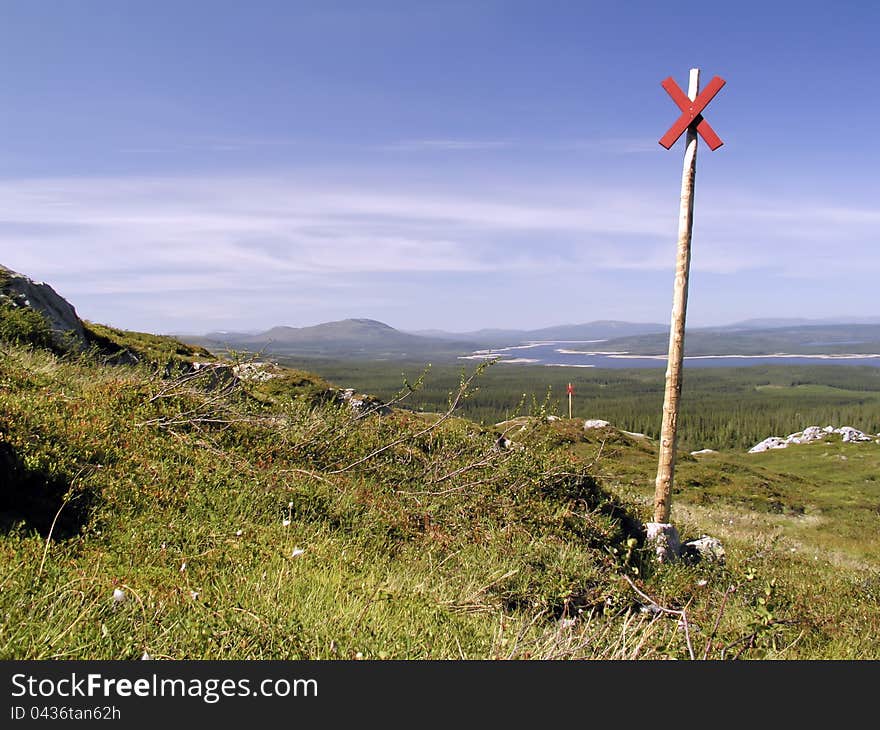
[[645, 522, 681, 563]]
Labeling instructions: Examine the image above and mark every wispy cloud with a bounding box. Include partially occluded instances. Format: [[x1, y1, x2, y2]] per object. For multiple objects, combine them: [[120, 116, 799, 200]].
[[380, 138, 513, 152], [119, 136, 301, 154], [380, 137, 661, 154], [544, 138, 664, 154], [0, 173, 875, 330]]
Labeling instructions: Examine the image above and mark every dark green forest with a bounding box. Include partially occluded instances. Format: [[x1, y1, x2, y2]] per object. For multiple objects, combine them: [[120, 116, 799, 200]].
[[277, 358, 880, 452]]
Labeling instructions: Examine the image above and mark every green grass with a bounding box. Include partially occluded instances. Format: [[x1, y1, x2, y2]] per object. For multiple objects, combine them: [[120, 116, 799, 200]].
[[507, 419, 880, 658], [0, 301, 56, 351], [1, 339, 879, 660]]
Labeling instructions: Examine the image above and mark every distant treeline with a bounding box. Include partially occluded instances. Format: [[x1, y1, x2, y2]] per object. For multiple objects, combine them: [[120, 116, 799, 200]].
[[277, 358, 880, 452]]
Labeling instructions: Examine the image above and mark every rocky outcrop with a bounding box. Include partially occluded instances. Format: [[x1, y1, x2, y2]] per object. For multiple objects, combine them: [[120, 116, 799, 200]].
[[337, 388, 391, 415], [583, 419, 610, 429], [749, 425, 878, 453], [0, 264, 90, 351], [232, 361, 283, 382], [748, 437, 787, 453]]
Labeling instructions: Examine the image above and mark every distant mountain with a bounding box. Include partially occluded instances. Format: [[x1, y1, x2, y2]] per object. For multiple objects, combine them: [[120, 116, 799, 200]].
[[410, 320, 667, 347], [725, 317, 880, 330], [525, 321, 668, 341], [595, 323, 880, 356], [188, 318, 476, 360], [412, 327, 522, 343]]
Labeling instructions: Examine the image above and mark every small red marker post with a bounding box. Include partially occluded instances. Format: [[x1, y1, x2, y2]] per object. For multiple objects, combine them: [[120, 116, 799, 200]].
[[650, 68, 726, 561]]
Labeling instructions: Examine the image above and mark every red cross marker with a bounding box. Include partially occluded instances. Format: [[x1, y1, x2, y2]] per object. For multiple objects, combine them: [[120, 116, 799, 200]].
[[659, 75, 726, 150]]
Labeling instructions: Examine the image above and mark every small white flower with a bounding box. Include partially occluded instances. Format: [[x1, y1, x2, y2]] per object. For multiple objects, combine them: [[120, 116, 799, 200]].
[[291, 547, 305, 558], [112, 588, 126, 603], [696, 579, 708, 587], [180, 562, 186, 572], [141, 652, 153, 660], [288, 501, 294, 509], [235, 529, 243, 536], [355, 652, 364, 660], [190, 590, 199, 600], [282, 519, 291, 527]]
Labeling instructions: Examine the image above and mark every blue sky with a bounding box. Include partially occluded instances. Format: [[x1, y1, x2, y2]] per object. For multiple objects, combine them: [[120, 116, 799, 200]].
[[0, 1, 877, 333]]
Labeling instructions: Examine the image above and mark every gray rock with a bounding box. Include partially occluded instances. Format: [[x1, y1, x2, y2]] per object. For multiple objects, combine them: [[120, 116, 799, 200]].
[[681, 535, 725, 564], [748, 436, 788, 453], [232, 361, 281, 382], [837, 426, 872, 443], [338, 388, 390, 415], [583, 419, 610, 430], [788, 426, 827, 444]]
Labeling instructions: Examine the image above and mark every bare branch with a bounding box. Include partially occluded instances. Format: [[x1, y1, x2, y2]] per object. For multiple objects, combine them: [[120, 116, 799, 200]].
[[622, 573, 695, 661]]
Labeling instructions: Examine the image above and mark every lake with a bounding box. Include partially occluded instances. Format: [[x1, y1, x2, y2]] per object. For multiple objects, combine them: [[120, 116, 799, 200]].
[[458, 341, 880, 369]]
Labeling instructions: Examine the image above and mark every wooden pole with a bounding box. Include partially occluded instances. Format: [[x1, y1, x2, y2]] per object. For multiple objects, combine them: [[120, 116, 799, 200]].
[[653, 67, 700, 525], [568, 385, 572, 419]]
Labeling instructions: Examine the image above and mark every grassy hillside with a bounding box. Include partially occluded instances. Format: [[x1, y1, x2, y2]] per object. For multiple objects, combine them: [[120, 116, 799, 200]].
[[1, 333, 879, 659], [0, 343, 646, 659], [83, 321, 215, 365]]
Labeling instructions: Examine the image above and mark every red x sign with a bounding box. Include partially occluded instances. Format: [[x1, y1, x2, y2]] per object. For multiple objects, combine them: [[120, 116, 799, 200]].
[[659, 75, 726, 151]]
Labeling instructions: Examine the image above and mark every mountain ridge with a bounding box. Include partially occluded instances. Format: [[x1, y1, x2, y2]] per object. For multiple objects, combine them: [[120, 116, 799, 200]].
[[189, 317, 475, 359], [187, 316, 880, 361]]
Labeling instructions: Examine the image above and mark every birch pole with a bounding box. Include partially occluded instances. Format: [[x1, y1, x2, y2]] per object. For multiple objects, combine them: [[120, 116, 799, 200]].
[[648, 68, 701, 558]]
